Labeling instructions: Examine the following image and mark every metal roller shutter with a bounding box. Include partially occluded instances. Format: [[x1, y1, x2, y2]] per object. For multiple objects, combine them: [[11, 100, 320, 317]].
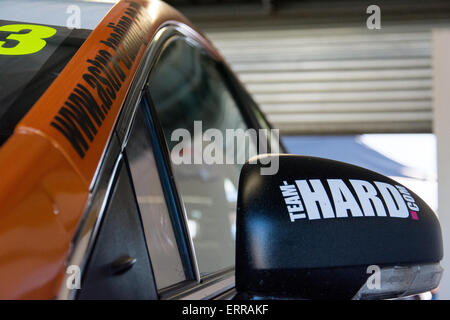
[[205, 24, 437, 134]]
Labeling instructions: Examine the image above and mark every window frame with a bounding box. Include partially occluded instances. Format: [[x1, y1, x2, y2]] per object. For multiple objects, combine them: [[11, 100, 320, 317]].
[[142, 30, 266, 298], [58, 22, 274, 300], [124, 100, 194, 289]]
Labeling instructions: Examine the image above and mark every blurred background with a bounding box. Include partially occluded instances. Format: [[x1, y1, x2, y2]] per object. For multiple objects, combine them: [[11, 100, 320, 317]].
[[1, 0, 449, 298]]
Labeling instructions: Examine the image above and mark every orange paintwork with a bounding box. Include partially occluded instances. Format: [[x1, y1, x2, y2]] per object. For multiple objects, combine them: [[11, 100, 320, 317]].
[[0, 0, 221, 299]]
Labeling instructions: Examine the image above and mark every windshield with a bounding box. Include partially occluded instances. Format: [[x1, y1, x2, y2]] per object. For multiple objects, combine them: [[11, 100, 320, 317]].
[[0, 20, 90, 145]]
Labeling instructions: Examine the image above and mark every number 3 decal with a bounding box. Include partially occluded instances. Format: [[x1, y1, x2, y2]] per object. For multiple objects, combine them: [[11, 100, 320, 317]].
[[0, 24, 57, 55]]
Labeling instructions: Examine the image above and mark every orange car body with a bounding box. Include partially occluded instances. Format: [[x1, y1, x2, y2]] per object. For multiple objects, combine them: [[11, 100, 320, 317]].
[[0, 0, 221, 299]]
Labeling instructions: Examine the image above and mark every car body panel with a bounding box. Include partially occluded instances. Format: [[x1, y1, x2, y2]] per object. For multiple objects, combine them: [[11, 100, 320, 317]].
[[0, 0, 223, 299]]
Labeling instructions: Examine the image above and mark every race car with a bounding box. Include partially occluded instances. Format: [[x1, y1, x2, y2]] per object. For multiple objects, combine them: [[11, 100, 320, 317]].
[[0, 0, 443, 300], [0, 0, 277, 299]]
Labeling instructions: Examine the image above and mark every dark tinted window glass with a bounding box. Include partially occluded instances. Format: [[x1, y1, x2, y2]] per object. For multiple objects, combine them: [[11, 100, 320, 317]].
[[0, 21, 90, 145], [148, 38, 257, 275], [126, 104, 186, 289]]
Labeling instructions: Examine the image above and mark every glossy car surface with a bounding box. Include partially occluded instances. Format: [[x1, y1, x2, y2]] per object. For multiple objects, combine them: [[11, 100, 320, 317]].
[[0, 0, 278, 299]]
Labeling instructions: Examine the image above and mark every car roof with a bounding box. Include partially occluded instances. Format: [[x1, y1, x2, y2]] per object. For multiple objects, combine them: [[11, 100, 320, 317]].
[[0, 22, 91, 145]]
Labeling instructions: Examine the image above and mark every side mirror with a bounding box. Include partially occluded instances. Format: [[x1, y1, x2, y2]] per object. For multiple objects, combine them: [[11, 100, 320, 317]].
[[236, 154, 443, 300]]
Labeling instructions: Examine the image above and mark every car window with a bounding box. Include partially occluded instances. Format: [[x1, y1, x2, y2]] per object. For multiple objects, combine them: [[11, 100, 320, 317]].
[[0, 23, 90, 145], [147, 37, 258, 275], [125, 103, 187, 289]]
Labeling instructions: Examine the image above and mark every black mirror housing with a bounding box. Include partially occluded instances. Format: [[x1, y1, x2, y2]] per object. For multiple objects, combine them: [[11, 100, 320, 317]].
[[236, 154, 443, 300]]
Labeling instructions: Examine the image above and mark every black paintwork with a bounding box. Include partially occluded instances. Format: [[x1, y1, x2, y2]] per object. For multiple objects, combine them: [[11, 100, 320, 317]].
[[77, 161, 158, 300], [235, 154, 443, 299]]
